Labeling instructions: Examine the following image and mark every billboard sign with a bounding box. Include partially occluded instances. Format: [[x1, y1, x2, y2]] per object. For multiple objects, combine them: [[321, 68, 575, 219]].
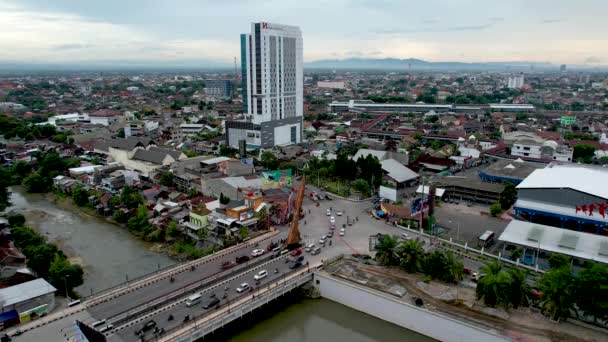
[[379, 186, 397, 202], [560, 116, 576, 125], [260, 169, 293, 189], [240, 209, 254, 221]]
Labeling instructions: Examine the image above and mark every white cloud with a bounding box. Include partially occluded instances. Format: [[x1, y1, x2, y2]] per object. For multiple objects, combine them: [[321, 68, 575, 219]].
[[0, 0, 607, 65], [0, 3, 237, 64]]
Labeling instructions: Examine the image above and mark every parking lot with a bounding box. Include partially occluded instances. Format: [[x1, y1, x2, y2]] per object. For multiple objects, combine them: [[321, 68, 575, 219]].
[[434, 202, 510, 245]]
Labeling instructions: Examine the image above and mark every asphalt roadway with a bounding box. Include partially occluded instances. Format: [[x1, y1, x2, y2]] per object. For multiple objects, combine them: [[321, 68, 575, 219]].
[[108, 254, 306, 341], [11, 182, 498, 341], [87, 233, 286, 321]]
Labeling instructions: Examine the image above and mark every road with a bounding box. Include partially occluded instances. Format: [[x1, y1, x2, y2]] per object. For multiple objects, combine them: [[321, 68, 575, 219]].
[[87, 233, 285, 321], [109, 254, 307, 341], [12, 183, 496, 341]]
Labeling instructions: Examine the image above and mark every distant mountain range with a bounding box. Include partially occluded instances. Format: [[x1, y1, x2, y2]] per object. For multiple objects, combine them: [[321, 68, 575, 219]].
[[1, 57, 605, 74], [305, 58, 604, 71]]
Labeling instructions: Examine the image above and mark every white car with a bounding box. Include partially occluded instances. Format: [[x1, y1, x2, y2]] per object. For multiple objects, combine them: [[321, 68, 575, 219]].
[[236, 282, 250, 293], [330, 216, 335, 224], [326, 209, 331, 216], [339, 228, 345, 236], [319, 235, 327, 244], [336, 211, 343, 216], [254, 270, 268, 281], [251, 249, 265, 257]]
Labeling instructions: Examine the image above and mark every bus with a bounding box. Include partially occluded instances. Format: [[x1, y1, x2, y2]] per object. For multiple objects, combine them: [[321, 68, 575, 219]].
[[185, 293, 202, 307], [478, 230, 495, 247]]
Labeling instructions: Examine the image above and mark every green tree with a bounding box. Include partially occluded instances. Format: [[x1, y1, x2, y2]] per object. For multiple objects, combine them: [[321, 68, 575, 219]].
[[548, 254, 571, 269], [0, 167, 11, 211], [159, 172, 175, 187], [10, 160, 32, 185], [375, 234, 399, 266], [476, 261, 511, 307], [48, 255, 84, 298], [444, 251, 465, 282], [539, 266, 576, 320], [219, 193, 230, 205], [71, 186, 89, 207], [39, 152, 66, 177], [574, 262, 608, 322], [7, 213, 26, 227], [167, 221, 179, 238], [511, 248, 523, 261], [395, 239, 425, 273], [352, 178, 371, 195], [355, 154, 382, 189], [573, 144, 596, 163], [120, 186, 144, 209], [10, 225, 45, 249], [24, 244, 61, 277], [490, 203, 503, 217], [507, 267, 530, 309], [23, 172, 50, 193], [499, 182, 517, 210], [278, 162, 296, 173], [260, 151, 279, 170], [127, 205, 150, 232], [239, 227, 249, 240], [423, 250, 462, 282]]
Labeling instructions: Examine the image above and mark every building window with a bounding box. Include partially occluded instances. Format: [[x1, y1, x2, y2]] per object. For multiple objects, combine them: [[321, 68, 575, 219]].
[[290, 126, 297, 143], [523, 147, 530, 151]]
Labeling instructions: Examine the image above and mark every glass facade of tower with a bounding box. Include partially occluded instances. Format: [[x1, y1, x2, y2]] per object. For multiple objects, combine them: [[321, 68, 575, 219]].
[[240, 34, 248, 114]]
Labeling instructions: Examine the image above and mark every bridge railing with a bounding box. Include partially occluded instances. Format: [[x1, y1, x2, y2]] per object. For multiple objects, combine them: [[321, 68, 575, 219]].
[[84, 230, 280, 303], [158, 265, 319, 342], [108, 250, 291, 329]]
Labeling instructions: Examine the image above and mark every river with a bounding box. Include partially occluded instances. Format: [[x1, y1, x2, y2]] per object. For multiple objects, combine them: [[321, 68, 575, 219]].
[[9, 188, 433, 341], [9, 187, 176, 295], [225, 298, 434, 342]]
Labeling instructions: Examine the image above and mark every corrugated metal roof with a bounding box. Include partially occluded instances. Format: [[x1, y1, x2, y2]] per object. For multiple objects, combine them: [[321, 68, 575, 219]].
[[0, 279, 56, 307], [499, 220, 608, 264], [517, 164, 608, 200], [380, 159, 418, 183]]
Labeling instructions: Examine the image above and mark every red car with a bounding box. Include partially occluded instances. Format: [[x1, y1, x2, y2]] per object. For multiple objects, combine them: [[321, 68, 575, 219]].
[[290, 249, 302, 257]]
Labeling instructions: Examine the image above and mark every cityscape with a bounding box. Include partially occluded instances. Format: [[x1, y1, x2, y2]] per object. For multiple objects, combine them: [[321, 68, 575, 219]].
[[0, 1, 608, 342]]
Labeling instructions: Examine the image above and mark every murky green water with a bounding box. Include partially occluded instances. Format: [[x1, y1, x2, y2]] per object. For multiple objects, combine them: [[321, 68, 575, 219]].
[[9, 187, 175, 294], [228, 298, 434, 342]]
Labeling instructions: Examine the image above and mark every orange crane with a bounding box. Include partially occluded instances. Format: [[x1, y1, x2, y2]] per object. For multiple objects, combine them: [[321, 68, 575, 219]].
[[287, 176, 305, 246]]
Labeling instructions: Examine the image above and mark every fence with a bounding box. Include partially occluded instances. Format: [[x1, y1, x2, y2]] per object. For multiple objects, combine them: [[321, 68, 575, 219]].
[[157, 267, 317, 341], [395, 224, 545, 274], [84, 230, 279, 305]]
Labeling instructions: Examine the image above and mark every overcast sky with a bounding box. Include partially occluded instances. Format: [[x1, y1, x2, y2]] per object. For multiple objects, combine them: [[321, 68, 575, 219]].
[[1, 0, 606, 66]]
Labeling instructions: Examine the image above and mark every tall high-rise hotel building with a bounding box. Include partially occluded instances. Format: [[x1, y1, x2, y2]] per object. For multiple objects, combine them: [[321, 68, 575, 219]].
[[226, 22, 303, 149]]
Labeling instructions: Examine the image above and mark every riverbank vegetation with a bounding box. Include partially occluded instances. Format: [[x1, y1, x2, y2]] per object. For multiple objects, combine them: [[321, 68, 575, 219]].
[[375, 235, 608, 325], [6, 213, 84, 298]]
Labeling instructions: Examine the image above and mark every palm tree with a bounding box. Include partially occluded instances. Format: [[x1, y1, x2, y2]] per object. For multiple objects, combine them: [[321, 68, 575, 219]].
[[476, 261, 511, 307], [507, 267, 530, 309], [575, 262, 608, 323], [444, 251, 465, 282], [395, 239, 425, 273], [375, 235, 398, 266], [511, 248, 523, 261], [538, 266, 576, 321]]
